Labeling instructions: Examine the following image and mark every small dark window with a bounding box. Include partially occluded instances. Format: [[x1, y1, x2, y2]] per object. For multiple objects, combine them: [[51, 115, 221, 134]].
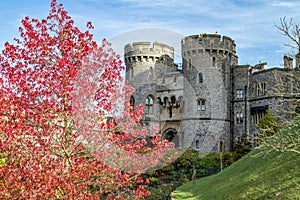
[[212, 57, 216, 67], [149, 66, 153, 78], [130, 96, 135, 107], [196, 140, 200, 149], [171, 96, 176, 106], [219, 141, 224, 152], [199, 73, 203, 84]]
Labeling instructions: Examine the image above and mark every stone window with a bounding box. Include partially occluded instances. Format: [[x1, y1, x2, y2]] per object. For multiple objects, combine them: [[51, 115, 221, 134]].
[[251, 110, 266, 124], [189, 58, 192, 69], [197, 99, 206, 111], [145, 95, 154, 115], [236, 111, 243, 124], [199, 73, 203, 84], [254, 82, 266, 96], [236, 89, 243, 99], [250, 106, 268, 124]]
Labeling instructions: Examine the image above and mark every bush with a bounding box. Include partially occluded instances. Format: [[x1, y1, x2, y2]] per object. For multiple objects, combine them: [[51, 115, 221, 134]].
[[144, 149, 241, 199], [233, 134, 252, 158], [160, 149, 240, 179], [145, 181, 183, 200]]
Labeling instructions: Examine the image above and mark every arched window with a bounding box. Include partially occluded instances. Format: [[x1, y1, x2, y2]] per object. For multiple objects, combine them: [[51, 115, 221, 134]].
[[145, 95, 154, 115], [199, 73, 203, 84], [197, 99, 206, 111], [162, 129, 179, 147], [130, 96, 135, 107]]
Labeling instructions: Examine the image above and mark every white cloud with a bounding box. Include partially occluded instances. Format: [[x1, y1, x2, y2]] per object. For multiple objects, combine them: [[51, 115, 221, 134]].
[[270, 1, 300, 7], [1, 0, 300, 67]]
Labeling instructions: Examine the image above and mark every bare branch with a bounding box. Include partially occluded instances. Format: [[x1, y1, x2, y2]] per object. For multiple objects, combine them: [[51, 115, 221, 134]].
[[275, 17, 300, 52]]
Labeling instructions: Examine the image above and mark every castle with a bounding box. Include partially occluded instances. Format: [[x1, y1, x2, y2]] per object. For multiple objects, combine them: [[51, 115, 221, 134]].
[[124, 33, 300, 152]]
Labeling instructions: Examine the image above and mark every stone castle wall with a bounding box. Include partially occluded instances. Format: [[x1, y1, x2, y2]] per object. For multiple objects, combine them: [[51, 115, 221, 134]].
[[124, 33, 300, 152]]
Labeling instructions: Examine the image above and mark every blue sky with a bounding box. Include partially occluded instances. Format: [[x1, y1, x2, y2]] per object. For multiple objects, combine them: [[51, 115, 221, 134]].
[[1, 0, 300, 67]]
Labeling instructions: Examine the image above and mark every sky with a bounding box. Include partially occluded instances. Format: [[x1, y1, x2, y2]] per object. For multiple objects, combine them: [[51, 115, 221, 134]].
[[1, 0, 300, 67]]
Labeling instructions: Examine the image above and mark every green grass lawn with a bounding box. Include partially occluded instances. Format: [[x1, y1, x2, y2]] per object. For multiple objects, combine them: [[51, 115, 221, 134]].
[[171, 149, 300, 200]]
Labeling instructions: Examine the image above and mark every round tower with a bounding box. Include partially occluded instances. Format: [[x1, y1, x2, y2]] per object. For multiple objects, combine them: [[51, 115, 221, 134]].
[[124, 41, 175, 85], [181, 33, 238, 152]]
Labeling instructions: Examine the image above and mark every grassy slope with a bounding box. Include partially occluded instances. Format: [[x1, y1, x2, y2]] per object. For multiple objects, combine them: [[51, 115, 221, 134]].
[[172, 149, 300, 200]]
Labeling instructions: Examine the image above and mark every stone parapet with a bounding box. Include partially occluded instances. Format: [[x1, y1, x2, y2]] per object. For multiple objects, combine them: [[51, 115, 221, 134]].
[[124, 42, 174, 64], [181, 33, 236, 57]]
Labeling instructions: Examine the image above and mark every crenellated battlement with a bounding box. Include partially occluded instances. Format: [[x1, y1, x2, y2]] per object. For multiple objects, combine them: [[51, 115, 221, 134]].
[[124, 42, 174, 64], [181, 33, 236, 57]]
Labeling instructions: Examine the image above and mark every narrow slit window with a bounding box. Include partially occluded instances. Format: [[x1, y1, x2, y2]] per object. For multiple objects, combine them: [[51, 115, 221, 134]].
[[199, 73, 203, 84]]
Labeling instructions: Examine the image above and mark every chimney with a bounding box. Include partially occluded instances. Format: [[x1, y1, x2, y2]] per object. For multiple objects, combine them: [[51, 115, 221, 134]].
[[283, 54, 293, 69], [296, 52, 300, 69]]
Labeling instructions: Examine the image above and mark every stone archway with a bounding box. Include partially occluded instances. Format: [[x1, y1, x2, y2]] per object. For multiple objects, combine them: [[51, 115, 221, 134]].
[[162, 128, 179, 147]]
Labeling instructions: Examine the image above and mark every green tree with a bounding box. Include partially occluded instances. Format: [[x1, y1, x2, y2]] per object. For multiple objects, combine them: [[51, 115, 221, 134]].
[[257, 110, 282, 143], [262, 115, 300, 155]]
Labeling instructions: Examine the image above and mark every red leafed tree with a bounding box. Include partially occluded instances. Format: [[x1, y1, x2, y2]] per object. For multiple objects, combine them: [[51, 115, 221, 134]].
[[0, 0, 177, 199]]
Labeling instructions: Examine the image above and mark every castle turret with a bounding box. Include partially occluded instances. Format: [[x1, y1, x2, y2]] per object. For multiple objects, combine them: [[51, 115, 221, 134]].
[[181, 33, 238, 152]]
